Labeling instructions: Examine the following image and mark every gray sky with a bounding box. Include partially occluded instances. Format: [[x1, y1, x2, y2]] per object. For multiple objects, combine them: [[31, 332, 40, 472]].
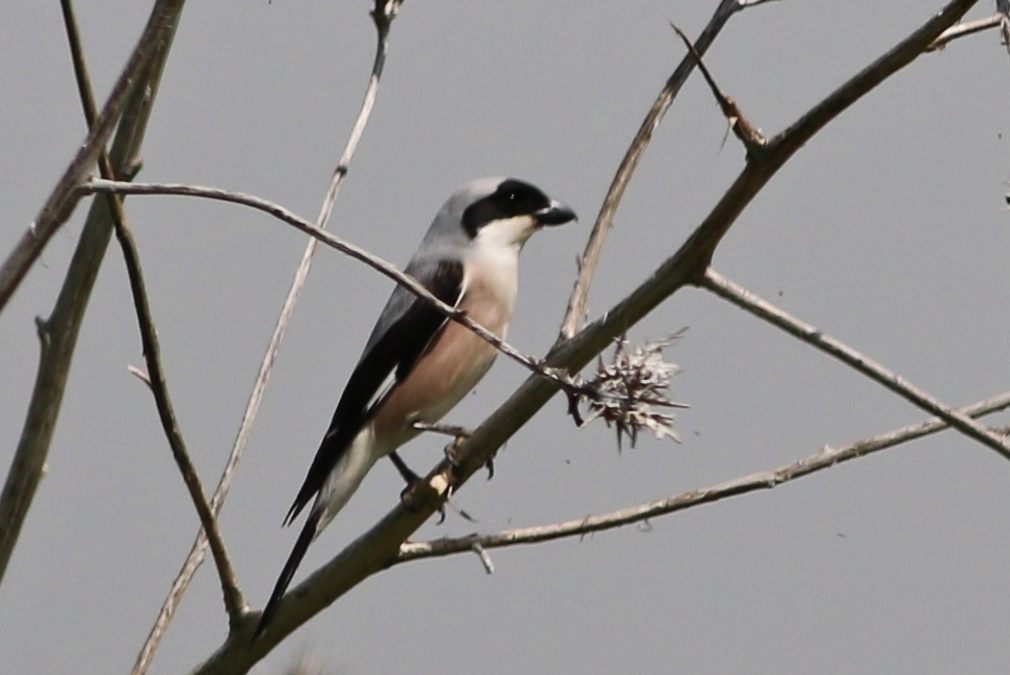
[[2, 1, 1010, 673]]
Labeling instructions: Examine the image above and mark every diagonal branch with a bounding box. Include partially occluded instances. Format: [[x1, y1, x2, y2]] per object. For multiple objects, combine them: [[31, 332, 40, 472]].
[[111, 215, 245, 623], [57, 0, 243, 631], [130, 4, 403, 672], [398, 390, 1010, 562], [62, 0, 241, 620], [559, 0, 773, 340], [188, 3, 978, 671], [698, 267, 1010, 462], [0, 0, 181, 588], [0, 0, 186, 313]]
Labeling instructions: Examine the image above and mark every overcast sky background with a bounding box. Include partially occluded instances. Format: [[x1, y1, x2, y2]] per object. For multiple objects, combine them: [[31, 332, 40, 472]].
[[2, 1, 1010, 674]]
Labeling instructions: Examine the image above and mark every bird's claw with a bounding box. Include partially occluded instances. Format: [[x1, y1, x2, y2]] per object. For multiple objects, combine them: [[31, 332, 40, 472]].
[[443, 433, 471, 473]]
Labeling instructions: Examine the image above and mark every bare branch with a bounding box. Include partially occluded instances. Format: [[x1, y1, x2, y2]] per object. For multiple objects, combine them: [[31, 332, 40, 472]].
[[131, 4, 404, 671], [559, 0, 770, 340], [669, 22, 767, 155], [398, 390, 1010, 562], [0, 0, 185, 313], [79, 179, 588, 400], [0, 0, 181, 588], [190, 3, 978, 670], [769, 1, 978, 169], [112, 207, 245, 622], [53, 0, 244, 623], [698, 267, 1010, 462], [59, 0, 243, 620]]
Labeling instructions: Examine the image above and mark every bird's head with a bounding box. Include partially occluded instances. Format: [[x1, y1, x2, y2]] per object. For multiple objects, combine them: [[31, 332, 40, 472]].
[[426, 177, 577, 253]]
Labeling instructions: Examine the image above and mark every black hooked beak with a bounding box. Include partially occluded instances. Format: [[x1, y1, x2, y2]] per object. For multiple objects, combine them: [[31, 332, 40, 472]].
[[534, 200, 578, 227]]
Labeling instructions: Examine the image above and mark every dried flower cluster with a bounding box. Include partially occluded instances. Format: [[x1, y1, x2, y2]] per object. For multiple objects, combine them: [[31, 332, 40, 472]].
[[570, 331, 688, 449]]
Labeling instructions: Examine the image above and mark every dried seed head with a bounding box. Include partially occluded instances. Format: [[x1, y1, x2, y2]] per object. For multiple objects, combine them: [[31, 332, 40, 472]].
[[575, 330, 687, 449]]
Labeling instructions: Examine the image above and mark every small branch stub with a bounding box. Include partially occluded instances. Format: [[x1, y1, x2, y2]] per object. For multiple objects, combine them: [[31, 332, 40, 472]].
[[670, 22, 767, 157]]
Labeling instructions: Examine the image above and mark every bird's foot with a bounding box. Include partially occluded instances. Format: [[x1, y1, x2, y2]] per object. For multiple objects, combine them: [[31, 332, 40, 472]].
[[442, 433, 495, 481], [443, 433, 471, 472]]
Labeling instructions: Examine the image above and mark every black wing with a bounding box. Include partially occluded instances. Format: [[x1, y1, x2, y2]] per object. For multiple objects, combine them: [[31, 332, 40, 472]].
[[283, 259, 464, 526]]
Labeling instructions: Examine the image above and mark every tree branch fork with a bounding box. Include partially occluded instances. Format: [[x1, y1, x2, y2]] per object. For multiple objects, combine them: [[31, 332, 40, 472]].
[[3, 1, 1002, 673], [75, 2, 998, 669]]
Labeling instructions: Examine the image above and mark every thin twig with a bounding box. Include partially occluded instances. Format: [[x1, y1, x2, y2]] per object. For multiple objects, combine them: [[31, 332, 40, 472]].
[[128, 365, 153, 388], [130, 4, 403, 670], [58, 0, 243, 663], [669, 22, 766, 155], [398, 390, 1010, 562], [61, 0, 244, 617], [471, 543, 494, 574], [698, 267, 1010, 462], [79, 180, 586, 398], [926, 13, 1003, 51], [0, 0, 181, 588], [0, 0, 185, 313], [558, 0, 773, 340], [111, 202, 245, 623], [60, 2, 243, 620]]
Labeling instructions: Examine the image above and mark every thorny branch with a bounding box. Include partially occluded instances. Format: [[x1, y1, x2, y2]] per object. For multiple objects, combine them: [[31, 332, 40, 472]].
[[698, 268, 1010, 462], [669, 22, 767, 155], [999, 1, 1010, 62], [398, 390, 1010, 562], [559, 0, 772, 340], [189, 3, 979, 671]]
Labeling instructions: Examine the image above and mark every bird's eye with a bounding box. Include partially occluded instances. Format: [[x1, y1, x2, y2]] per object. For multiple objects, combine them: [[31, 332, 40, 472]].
[[505, 190, 518, 202]]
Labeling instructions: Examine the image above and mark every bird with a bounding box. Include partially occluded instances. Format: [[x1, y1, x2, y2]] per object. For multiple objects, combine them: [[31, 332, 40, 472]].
[[255, 177, 576, 637]]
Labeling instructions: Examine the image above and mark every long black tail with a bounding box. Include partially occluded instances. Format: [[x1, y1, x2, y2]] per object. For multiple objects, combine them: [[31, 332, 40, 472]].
[[255, 508, 321, 639]]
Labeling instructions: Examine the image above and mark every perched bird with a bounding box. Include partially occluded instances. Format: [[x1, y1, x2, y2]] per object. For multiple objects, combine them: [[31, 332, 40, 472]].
[[256, 177, 576, 637]]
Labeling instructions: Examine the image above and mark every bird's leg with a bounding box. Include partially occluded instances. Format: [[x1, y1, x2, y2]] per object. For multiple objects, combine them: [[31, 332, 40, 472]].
[[389, 450, 420, 485]]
